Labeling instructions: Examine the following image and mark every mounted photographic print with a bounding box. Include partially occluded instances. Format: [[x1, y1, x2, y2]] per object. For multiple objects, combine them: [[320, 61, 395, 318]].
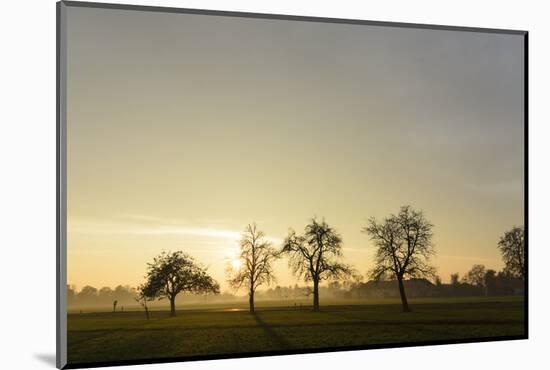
[[56, 1, 528, 368]]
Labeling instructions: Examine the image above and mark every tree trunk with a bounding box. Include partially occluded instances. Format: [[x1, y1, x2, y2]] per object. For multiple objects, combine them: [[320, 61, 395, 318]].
[[144, 305, 149, 320], [249, 290, 255, 313], [397, 277, 411, 312], [313, 279, 320, 312], [169, 296, 176, 317]]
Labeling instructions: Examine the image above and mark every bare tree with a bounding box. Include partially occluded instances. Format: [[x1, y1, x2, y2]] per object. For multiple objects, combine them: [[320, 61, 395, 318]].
[[498, 226, 525, 280], [228, 223, 279, 313], [281, 218, 352, 312], [135, 283, 155, 320], [362, 205, 436, 312], [141, 251, 220, 316]]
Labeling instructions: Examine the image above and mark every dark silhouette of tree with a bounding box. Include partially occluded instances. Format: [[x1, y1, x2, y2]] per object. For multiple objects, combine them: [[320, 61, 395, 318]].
[[228, 223, 279, 313], [141, 251, 220, 316], [484, 269, 497, 296], [113, 300, 117, 312], [450, 273, 460, 285], [498, 226, 525, 279], [462, 264, 486, 289], [281, 217, 352, 312], [362, 205, 436, 312], [135, 283, 155, 320]]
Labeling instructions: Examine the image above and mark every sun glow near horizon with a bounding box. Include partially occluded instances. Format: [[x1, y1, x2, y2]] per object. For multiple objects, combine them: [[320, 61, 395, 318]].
[[67, 215, 507, 292]]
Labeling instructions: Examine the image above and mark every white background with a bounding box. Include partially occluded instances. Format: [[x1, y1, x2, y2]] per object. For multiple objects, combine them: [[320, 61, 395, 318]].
[[1, 0, 547, 369]]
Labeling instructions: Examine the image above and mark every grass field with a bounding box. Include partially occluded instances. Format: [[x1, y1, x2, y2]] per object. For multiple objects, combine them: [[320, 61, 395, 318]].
[[67, 296, 525, 365]]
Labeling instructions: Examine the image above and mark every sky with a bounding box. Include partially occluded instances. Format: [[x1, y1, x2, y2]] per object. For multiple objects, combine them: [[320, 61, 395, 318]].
[[66, 6, 525, 292]]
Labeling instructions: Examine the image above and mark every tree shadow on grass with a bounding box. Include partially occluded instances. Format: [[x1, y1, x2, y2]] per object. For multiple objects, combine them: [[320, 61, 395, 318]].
[[252, 312, 291, 350]]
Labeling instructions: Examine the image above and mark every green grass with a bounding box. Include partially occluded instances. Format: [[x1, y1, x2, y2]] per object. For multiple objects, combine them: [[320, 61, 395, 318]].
[[67, 296, 525, 365]]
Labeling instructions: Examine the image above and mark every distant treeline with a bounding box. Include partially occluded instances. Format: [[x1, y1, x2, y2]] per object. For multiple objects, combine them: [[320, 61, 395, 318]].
[[347, 273, 523, 299], [67, 285, 238, 309], [256, 270, 523, 300], [68, 267, 522, 309]]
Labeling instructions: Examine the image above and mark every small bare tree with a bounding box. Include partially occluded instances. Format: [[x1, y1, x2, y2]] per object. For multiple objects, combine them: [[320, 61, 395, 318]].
[[362, 205, 436, 312], [281, 218, 352, 312], [228, 223, 279, 313], [498, 226, 525, 280], [135, 283, 155, 320]]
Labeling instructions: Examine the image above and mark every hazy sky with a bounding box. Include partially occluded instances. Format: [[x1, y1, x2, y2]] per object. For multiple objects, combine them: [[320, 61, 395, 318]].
[[66, 6, 524, 292]]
